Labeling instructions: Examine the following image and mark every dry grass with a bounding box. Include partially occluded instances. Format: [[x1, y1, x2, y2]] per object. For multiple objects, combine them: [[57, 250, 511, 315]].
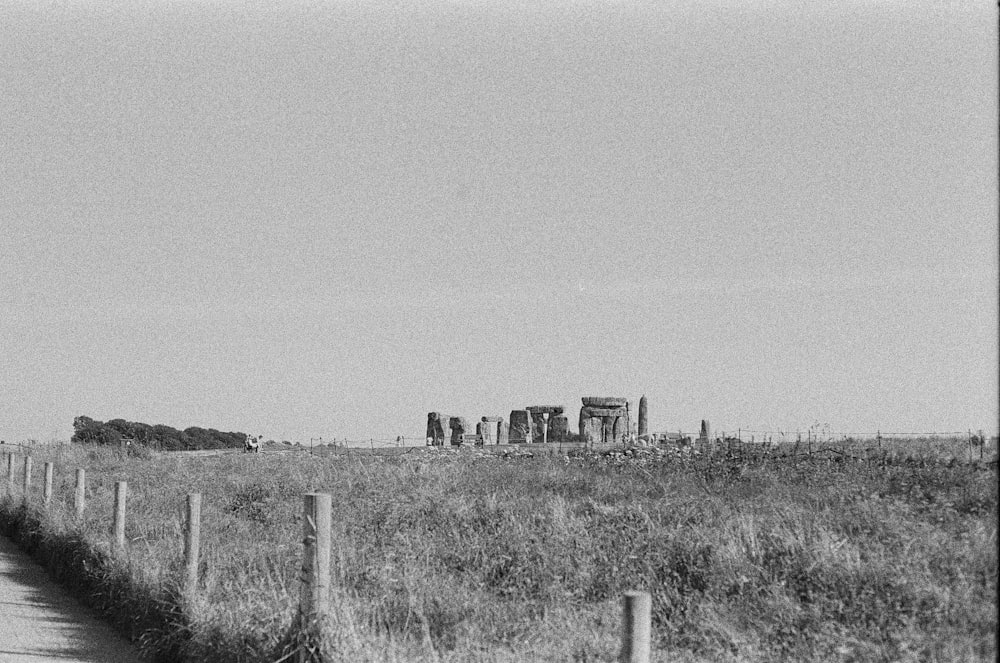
[[1, 439, 996, 662]]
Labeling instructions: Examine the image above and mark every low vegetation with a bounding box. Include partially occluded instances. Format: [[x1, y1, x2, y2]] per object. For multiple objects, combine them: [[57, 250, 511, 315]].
[[1, 439, 996, 662]]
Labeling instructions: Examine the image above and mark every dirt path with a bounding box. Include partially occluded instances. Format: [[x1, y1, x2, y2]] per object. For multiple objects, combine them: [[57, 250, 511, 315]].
[[0, 535, 145, 663]]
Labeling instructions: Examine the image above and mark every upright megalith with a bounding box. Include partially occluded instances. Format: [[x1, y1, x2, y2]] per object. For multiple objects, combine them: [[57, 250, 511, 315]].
[[481, 416, 505, 445], [498, 420, 509, 445], [450, 417, 469, 446], [476, 421, 490, 445], [426, 412, 450, 446], [579, 397, 629, 445], [509, 410, 533, 443], [638, 395, 648, 439], [549, 415, 569, 442], [580, 412, 603, 444], [699, 419, 711, 442]]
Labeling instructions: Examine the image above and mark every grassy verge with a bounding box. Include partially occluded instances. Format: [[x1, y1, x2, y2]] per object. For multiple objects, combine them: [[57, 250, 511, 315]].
[[1, 441, 996, 662]]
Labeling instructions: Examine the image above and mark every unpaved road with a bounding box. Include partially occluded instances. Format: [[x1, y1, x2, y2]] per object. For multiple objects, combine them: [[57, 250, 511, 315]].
[[0, 536, 145, 662]]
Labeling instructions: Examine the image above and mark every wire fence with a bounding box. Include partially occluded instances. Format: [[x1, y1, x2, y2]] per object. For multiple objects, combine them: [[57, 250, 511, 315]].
[[300, 435, 435, 450], [299, 429, 994, 452], [733, 429, 976, 438], [5, 428, 993, 452]]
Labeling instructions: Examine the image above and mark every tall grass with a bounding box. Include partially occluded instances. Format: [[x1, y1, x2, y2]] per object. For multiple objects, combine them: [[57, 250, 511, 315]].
[[1, 441, 996, 662]]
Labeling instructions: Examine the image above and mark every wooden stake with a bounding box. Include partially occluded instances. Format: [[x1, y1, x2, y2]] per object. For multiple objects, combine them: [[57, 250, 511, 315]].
[[113, 481, 127, 549], [620, 591, 651, 663], [43, 462, 53, 507], [300, 493, 332, 625], [184, 493, 201, 595], [22, 456, 32, 497], [74, 469, 86, 518], [6, 453, 14, 497]]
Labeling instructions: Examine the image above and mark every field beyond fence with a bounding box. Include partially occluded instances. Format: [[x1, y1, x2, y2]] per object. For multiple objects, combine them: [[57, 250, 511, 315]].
[[0, 437, 996, 662]]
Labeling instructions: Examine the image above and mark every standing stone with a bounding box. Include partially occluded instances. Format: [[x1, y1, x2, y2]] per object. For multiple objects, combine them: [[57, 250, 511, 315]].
[[509, 410, 533, 444], [581, 415, 603, 444], [476, 421, 491, 445], [699, 419, 711, 442], [549, 415, 569, 442], [638, 395, 648, 439], [602, 416, 616, 445], [450, 417, 468, 446], [426, 412, 449, 446], [482, 417, 506, 445], [614, 415, 629, 444]]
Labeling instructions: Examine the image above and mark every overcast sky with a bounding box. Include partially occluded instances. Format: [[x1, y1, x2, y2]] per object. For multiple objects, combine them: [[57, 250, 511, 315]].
[[1, 0, 996, 443]]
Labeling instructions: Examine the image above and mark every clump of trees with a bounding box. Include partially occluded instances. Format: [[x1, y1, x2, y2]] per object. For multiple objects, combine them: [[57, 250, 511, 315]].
[[71, 416, 246, 451]]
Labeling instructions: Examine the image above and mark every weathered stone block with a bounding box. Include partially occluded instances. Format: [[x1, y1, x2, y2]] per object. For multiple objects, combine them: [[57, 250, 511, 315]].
[[509, 410, 533, 443], [638, 395, 648, 438], [526, 405, 565, 415], [497, 421, 509, 445], [580, 406, 626, 418], [613, 415, 628, 442], [581, 415, 603, 444], [602, 416, 615, 444], [581, 396, 627, 408], [450, 417, 468, 446], [549, 415, 569, 441], [476, 421, 492, 444], [426, 412, 449, 446]]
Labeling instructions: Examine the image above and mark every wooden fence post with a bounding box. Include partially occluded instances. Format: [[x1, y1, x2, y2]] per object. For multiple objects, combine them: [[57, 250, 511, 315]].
[[620, 591, 651, 663], [5, 453, 13, 497], [74, 469, 86, 518], [43, 462, 53, 508], [300, 493, 332, 626], [22, 456, 32, 497], [113, 481, 127, 549], [184, 493, 201, 595]]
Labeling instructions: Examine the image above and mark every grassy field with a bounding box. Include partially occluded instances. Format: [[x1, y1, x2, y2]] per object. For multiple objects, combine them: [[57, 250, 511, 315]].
[[0, 439, 996, 662]]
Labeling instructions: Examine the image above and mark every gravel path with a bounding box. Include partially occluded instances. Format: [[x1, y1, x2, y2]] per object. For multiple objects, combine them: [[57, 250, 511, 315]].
[[0, 535, 145, 663]]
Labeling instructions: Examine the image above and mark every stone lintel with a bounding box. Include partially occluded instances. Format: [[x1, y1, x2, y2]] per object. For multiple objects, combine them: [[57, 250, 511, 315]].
[[525, 405, 565, 415], [581, 396, 628, 408], [581, 406, 627, 418]]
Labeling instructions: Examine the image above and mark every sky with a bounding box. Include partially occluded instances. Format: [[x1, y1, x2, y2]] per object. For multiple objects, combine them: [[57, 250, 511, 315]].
[[1, 0, 997, 444]]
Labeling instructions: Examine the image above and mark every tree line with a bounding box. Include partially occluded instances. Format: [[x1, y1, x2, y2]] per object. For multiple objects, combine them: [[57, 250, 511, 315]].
[[71, 416, 246, 451]]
